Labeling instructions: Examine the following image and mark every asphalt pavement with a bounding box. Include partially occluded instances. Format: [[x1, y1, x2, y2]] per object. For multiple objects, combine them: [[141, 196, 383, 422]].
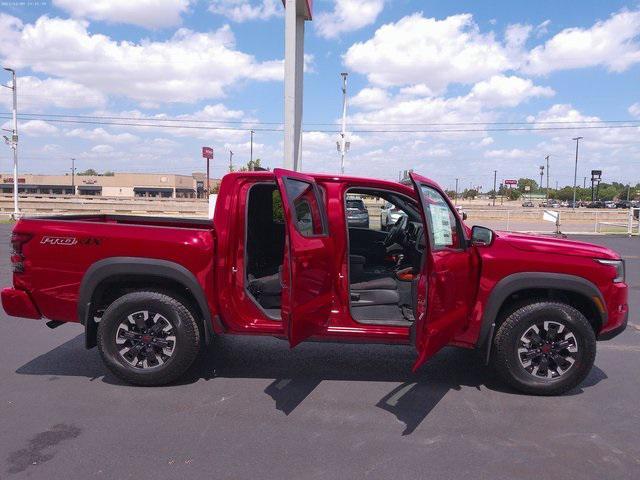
[[0, 224, 638, 479]]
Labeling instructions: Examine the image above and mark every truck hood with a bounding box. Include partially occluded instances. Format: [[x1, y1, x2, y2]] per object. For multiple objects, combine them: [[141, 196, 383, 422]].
[[497, 231, 619, 259]]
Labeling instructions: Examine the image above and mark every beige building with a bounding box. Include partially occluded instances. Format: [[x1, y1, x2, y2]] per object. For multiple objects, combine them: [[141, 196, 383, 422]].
[[0, 172, 219, 198]]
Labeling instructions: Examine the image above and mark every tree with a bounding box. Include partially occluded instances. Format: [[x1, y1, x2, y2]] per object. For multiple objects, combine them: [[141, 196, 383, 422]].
[[506, 189, 521, 200], [77, 168, 98, 176], [462, 188, 478, 199], [103, 171, 115, 176], [444, 189, 456, 200], [517, 178, 538, 193], [239, 158, 263, 172]]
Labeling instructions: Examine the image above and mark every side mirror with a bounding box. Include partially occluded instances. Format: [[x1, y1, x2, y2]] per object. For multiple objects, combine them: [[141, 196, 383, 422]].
[[470, 225, 494, 247]]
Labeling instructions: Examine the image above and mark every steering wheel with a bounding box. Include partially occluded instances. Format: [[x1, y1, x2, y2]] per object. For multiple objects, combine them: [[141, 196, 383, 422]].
[[384, 215, 407, 247]]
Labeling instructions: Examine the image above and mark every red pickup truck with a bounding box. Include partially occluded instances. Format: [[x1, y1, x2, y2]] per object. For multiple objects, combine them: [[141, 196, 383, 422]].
[[1, 170, 628, 395]]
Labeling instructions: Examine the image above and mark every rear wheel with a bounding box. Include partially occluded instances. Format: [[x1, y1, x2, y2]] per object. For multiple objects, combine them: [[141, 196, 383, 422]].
[[97, 291, 201, 386], [492, 301, 596, 396]]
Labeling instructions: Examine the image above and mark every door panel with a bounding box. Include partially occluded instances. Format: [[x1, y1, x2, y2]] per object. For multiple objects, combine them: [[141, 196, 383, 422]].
[[410, 172, 478, 371], [274, 168, 333, 347]]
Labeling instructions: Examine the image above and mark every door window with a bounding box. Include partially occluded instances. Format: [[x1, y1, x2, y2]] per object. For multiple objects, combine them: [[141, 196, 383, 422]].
[[283, 178, 327, 237], [420, 186, 460, 250]]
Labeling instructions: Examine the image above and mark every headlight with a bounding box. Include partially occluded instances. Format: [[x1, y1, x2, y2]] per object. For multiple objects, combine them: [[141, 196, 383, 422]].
[[595, 259, 625, 283]]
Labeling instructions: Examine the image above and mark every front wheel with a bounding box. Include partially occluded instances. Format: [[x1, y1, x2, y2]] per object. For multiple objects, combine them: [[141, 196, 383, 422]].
[[97, 291, 201, 386], [492, 302, 596, 396]]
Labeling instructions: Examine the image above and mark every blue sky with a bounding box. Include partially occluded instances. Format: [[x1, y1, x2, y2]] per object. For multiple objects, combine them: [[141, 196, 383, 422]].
[[1, 0, 639, 191]]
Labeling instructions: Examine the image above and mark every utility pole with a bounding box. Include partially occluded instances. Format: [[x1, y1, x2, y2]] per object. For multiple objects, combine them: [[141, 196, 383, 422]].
[[2, 68, 19, 217], [583, 176, 586, 189], [70, 158, 76, 194], [250, 129, 254, 164], [492, 170, 497, 207], [572, 136, 583, 210], [338, 72, 349, 174], [539, 165, 544, 197], [455, 178, 459, 205], [229, 150, 234, 172], [545, 155, 550, 202]]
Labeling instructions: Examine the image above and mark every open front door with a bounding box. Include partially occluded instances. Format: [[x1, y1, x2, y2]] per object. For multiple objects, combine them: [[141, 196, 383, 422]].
[[274, 168, 333, 347], [410, 172, 478, 371]]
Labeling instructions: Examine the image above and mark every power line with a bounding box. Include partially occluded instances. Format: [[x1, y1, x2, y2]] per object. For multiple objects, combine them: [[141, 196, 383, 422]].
[[1, 114, 639, 133], [2, 111, 640, 127]]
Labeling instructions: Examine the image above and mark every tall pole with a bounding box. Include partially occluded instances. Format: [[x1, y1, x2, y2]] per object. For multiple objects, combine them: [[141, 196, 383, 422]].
[[4, 68, 19, 217], [70, 158, 76, 194], [229, 150, 234, 172], [539, 166, 544, 197], [250, 129, 254, 164], [572, 136, 583, 210], [206, 157, 210, 196], [339, 72, 348, 174], [545, 155, 550, 202], [455, 178, 459, 205], [493, 170, 497, 207]]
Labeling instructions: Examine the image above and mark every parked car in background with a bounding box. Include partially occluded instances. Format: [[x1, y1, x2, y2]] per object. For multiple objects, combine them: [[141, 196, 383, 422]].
[[346, 196, 370, 228], [604, 201, 617, 209], [380, 202, 406, 230], [615, 200, 632, 209], [565, 200, 580, 208], [587, 201, 605, 208], [522, 201, 534, 207]]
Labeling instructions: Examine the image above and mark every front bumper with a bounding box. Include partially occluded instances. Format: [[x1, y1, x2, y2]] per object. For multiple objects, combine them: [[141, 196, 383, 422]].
[[1, 288, 42, 319], [598, 282, 629, 340]]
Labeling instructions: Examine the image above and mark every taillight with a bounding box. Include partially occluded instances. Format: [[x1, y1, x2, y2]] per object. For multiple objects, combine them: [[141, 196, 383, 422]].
[[11, 232, 32, 273]]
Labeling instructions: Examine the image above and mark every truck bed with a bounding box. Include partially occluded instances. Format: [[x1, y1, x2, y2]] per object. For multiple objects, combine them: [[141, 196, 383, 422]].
[[29, 214, 213, 230]]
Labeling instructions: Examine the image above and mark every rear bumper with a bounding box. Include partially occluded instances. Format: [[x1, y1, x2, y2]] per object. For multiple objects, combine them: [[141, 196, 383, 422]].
[[1, 288, 42, 319]]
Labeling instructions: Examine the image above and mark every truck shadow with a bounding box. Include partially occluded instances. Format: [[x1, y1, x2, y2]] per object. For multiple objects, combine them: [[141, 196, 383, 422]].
[[15, 333, 608, 435]]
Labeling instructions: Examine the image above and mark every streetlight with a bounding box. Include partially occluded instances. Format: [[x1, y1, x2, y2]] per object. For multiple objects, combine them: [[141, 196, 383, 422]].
[[338, 72, 349, 174], [572, 137, 583, 210], [2, 67, 19, 218], [70, 158, 76, 194]]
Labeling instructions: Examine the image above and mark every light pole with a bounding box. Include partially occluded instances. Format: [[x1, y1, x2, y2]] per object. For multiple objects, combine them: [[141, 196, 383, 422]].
[[493, 170, 497, 207], [2, 67, 19, 217], [572, 136, 583, 210], [455, 178, 459, 205], [545, 155, 550, 203], [229, 150, 234, 172], [70, 158, 76, 194], [539, 165, 544, 197], [250, 130, 254, 164], [338, 72, 349, 174]]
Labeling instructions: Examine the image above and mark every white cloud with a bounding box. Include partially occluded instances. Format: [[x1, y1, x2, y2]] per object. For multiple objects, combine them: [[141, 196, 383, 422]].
[[350, 87, 389, 110], [66, 128, 140, 144], [52, 0, 192, 29], [316, 0, 384, 39], [344, 13, 516, 91], [469, 75, 554, 107], [484, 148, 533, 159], [91, 144, 115, 154], [629, 102, 640, 118], [208, 0, 282, 22], [0, 15, 282, 106], [398, 84, 435, 98], [523, 9, 640, 75], [0, 76, 107, 111], [17, 120, 58, 136]]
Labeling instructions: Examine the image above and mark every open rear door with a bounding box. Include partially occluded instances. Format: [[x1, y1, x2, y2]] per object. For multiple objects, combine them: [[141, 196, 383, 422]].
[[274, 168, 333, 347], [410, 172, 477, 371]]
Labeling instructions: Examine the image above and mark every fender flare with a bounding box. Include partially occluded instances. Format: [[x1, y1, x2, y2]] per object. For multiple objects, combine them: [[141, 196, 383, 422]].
[[476, 272, 606, 361], [79, 257, 213, 348]]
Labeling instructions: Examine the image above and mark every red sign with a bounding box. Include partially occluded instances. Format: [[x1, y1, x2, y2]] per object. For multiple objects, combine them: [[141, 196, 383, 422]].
[[504, 179, 517, 185], [202, 147, 214, 159]]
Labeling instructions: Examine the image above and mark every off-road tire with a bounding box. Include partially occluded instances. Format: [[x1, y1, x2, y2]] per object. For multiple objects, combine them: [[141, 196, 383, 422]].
[[492, 301, 596, 396], [97, 291, 201, 386]]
